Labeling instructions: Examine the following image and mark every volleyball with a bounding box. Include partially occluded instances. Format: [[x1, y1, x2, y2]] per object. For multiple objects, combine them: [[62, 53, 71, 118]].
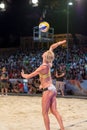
[[39, 21, 50, 32]]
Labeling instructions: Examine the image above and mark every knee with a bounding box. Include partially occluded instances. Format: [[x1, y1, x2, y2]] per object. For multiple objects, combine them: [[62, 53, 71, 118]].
[[51, 109, 57, 115], [42, 110, 48, 116]]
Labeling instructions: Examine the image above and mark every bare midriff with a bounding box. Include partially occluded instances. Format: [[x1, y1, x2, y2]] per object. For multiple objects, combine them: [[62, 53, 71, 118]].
[[39, 64, 52, 89]]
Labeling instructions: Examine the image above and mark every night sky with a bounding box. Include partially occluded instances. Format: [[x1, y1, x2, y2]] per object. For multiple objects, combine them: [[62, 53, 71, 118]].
[[0, 0, 87, 47]]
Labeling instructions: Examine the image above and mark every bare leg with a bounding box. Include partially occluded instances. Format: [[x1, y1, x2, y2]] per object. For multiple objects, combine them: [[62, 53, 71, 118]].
[[60, 84, 64, 96], [42, 91, 64, 130], [1, 88, 4, 96], [50, 93, 65, 130], [5, 88, 8, 95], [42, 92, 51, 130], [57, 82, 64, 96]]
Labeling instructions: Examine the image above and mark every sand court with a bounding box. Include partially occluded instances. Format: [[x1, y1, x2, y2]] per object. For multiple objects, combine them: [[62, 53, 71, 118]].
[[0, 95, 87, 130]]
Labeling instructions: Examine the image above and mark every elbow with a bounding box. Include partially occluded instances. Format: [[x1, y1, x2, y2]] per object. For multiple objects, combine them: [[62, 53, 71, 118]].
[[22, 74, 29, 79], [26, 75, 30, 79]]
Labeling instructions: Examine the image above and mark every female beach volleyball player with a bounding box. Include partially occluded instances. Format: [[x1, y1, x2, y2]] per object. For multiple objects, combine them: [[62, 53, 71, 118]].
[[21, 40, 66, 130]]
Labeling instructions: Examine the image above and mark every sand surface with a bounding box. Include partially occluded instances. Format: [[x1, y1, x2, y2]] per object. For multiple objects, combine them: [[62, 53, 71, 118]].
[[0, 95, 87, 130]]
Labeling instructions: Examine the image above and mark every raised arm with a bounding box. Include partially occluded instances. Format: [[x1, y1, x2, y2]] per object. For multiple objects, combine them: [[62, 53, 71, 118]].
[[49, 40, 66, 51]]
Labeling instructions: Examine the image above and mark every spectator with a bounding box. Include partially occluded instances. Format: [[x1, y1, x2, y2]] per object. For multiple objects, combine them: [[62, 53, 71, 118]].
[[0, 67, 9, 96]]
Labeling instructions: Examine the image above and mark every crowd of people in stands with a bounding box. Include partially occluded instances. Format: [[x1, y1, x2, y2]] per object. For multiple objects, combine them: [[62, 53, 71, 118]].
[[0, 44, 87, 96]]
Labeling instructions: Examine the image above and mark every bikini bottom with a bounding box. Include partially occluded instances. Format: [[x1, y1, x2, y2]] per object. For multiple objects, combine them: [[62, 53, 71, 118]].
[[43, 84, 56, 92]]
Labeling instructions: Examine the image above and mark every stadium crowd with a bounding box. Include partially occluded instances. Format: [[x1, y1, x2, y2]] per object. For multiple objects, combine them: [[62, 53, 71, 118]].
[[0, 44, 87, 95]]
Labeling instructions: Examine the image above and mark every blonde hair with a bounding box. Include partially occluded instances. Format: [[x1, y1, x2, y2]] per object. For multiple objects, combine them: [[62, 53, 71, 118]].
[[2, 67, 6, 71], [45, 50, 55, 63]]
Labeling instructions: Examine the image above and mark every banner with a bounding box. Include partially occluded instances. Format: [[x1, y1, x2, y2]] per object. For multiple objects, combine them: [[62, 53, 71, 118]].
[[66, 80, 87, 96]]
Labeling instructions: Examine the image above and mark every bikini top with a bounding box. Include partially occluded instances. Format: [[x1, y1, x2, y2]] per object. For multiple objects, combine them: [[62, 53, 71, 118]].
[[39, 63, 51, 79]]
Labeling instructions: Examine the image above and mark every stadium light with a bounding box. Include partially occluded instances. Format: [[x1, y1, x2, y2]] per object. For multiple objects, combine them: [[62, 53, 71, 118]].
[[0, 2, 6, 11], [29, 0, 39, 7], [68, 1, 73, 5]]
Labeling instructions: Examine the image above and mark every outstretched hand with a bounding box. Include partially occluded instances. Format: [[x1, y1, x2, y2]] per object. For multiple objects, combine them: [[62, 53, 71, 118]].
[[57, 39, 67, 46], [21, 69, 24, 73], [62, 40, 66, 44], [21, 69, 25, 77]]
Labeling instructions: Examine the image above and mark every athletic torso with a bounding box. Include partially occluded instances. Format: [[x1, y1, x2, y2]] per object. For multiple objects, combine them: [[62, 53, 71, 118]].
[[39, 63, 52, 89]]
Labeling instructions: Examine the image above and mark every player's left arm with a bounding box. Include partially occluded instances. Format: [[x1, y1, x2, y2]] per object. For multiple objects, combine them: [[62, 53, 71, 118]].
[[21, 66, 44, 79]]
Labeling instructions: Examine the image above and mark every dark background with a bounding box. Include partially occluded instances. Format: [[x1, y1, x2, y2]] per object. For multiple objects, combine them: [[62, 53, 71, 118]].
[[0, 0, 87, 47]]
